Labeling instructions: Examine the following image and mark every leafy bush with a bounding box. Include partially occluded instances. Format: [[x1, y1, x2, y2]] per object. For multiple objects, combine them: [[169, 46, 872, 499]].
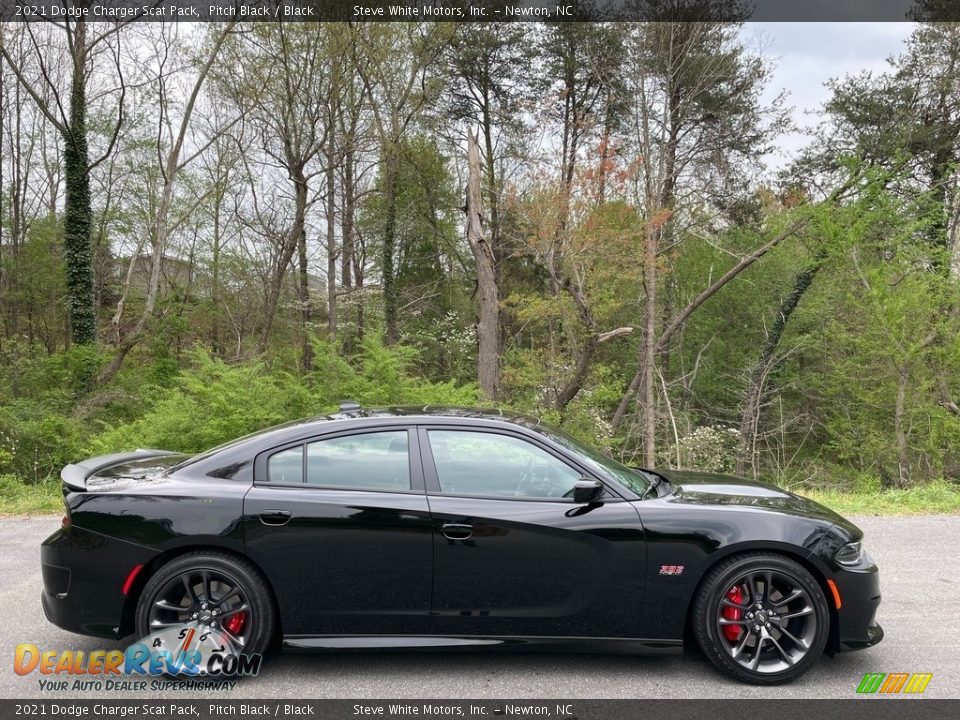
[[0, 401, 87, 481], [88, 350, 313, 454], [89, 338, 479, 456]]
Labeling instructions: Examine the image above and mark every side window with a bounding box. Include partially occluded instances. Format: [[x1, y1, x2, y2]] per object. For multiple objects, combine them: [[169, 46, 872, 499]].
[[428, 430, 582, 499], [305, 431, 410, 491], [268, 446, 303, 484]]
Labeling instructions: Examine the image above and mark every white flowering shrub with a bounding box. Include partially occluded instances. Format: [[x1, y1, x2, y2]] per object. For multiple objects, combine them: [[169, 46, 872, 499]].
[[676, 426, 741, 474]]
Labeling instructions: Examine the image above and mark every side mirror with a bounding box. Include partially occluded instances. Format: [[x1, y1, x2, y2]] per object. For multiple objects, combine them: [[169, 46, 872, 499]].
[[572, 479, 604, 504]]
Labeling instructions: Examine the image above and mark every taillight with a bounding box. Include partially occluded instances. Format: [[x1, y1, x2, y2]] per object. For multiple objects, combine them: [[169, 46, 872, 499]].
[[722, 584, 745, 642], [61, 515, 71, 528]]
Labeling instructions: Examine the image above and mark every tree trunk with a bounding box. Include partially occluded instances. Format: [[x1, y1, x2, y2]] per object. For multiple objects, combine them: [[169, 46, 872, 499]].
[[382, 149, 399, 345], [640, 220, 658, 467], [326, 144, 337, 343], [62, 20, 96, 346], [297, 224, 312, 371], [465, 130, 499, 400], [341, 134, 354, 351], [893, 364, 911, 488], [736, 257, 825, 477], [260, 165, 308, 354]]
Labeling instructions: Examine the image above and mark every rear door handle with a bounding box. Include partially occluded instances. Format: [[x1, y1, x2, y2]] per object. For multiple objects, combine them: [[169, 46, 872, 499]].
[[259, 510, 291, 526], [441, 522, 473, 540]]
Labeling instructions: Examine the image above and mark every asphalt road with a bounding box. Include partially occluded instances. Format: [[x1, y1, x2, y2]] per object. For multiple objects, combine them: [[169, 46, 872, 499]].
[[1, 515, 957, 699]]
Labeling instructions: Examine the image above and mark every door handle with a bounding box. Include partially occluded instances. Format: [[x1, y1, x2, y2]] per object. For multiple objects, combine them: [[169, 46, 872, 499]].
[[441, 522, 473, 540], [259, 510, 291, 526]]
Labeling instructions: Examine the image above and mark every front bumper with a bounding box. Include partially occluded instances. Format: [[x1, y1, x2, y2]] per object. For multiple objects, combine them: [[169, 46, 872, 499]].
[[41, 525, 155, 639], [831, 552, 883, 652]]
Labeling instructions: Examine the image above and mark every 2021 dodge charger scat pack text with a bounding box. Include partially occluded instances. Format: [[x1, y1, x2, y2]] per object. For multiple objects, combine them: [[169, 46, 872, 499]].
[[40, 405, 882, 685]]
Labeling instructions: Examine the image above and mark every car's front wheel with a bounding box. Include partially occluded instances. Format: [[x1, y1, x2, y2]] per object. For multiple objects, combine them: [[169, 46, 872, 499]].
[[134, 551, 276, 673], [692, 552, 830, 685]]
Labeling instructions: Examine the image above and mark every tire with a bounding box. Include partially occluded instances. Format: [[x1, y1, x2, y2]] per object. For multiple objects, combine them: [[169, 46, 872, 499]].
[[692, 552, 830, 685], [134, 551, 276, 676]]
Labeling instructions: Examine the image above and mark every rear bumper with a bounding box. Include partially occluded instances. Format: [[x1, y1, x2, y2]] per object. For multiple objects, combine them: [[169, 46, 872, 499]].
[[41, 526, 155, 639], [832, 553, 883, 652]]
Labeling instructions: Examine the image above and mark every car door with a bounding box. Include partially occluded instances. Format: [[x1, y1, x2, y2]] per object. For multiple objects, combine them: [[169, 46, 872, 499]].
[[243, 427, 433, 636], [420, 426, 647, 639]]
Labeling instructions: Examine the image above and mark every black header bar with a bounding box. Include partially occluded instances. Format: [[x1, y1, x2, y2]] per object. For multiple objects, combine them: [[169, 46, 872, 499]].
[[0, 0, 957, 23]]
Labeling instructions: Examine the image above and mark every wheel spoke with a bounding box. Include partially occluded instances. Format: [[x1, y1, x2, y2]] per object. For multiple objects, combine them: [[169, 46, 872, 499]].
[[773, 589, 803, 607], [181, 575, 198, 604], [720, 597, 749, 611], [215, 587, 241, 608], [220, 603, 250, 618], [220, 625, 246, 648], [767, 634, 794, 665], [748, 635, 764, 670], [748, 574, 761, 606], [731, 629, 752, 659], [150, 620, 183, 629], [154, 599, 185, 613], [718, 618, 748, 626], [778, 624, 809, 650], [764, 571, 774, 603], [780, 606, 813, 621], [201, 571, 212, 603]]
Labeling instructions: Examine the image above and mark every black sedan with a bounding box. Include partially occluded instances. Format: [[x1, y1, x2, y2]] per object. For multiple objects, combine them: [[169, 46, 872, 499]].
[[41, 404, 882, 685]]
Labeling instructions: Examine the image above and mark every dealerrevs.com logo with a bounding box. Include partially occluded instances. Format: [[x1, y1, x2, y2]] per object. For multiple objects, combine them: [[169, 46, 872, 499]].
[[14, 623, 262, 691], [856, 672, 933, 694]]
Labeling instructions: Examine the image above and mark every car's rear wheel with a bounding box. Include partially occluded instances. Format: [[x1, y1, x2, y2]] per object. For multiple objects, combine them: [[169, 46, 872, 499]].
[[134, 551, 276, 674], [692, 552, 830, 685]]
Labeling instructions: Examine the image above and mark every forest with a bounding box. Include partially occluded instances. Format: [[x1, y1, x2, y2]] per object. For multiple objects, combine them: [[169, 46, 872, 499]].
[[1, 19, 960, 513]]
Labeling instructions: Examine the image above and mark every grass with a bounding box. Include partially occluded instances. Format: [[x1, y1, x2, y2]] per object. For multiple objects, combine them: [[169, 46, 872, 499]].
[[0, 474, 958, 517], [0, 475, 63, 516], [800, 481, 960, 515]]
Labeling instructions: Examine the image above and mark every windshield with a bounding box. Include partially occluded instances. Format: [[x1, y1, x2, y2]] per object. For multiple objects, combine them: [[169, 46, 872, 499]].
[[536, 426, 652, 496]]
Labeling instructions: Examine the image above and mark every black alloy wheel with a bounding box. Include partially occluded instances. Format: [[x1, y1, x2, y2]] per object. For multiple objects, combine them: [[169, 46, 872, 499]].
[[134, 551, 276, 671], [693, 553, 830, 685]]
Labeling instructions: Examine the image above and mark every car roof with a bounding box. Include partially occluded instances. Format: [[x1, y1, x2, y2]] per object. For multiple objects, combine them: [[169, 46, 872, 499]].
[[302, 405, 545, 429], [178, 406, 553, 474]]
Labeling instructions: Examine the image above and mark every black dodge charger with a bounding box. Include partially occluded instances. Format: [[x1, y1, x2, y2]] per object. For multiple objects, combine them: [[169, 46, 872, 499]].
[[41, 404, 882, 685]]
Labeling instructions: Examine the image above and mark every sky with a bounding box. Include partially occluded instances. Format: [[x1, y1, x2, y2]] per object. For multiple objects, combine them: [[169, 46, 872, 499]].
[[742, 22, 916, 168]]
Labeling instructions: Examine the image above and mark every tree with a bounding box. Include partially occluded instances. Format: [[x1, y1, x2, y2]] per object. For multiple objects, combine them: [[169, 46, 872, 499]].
[[350, 24, 453, 345], [101, 22, 236, 383], [466, 130, 499, 399], [0, 14, 126, 347], [610, 20, 786, 466]]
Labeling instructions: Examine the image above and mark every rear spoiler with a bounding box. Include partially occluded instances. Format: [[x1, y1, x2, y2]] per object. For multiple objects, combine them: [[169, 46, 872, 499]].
[[60, 449, 178, 491]]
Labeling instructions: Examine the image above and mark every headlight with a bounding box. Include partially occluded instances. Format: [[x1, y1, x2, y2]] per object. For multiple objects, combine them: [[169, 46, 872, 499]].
[[835, 540, 863, 566]]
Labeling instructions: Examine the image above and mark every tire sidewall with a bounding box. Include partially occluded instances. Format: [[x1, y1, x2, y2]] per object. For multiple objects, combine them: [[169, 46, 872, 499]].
[[695, 553, 831, 685]]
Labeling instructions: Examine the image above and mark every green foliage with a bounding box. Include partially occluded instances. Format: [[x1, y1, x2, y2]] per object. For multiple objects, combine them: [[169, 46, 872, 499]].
[[88, 339, 479, 456], [89, 350, 314, 454], [0, 475, 63, 515]]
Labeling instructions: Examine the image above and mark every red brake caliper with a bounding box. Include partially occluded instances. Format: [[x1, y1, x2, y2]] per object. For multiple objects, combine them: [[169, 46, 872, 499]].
[[722, 585, 744, 643], [224, 611, 247, 636]]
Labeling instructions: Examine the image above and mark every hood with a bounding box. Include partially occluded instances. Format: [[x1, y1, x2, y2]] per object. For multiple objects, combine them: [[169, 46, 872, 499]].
[[656, 468, 861, 538], [61, 450, 188, 492]]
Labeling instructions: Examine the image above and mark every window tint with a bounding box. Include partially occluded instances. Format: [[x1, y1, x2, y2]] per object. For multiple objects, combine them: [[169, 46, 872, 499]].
[[305, 431, 410, 491], [428, 430, 582, 499], [268, 446, 303, 484]]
